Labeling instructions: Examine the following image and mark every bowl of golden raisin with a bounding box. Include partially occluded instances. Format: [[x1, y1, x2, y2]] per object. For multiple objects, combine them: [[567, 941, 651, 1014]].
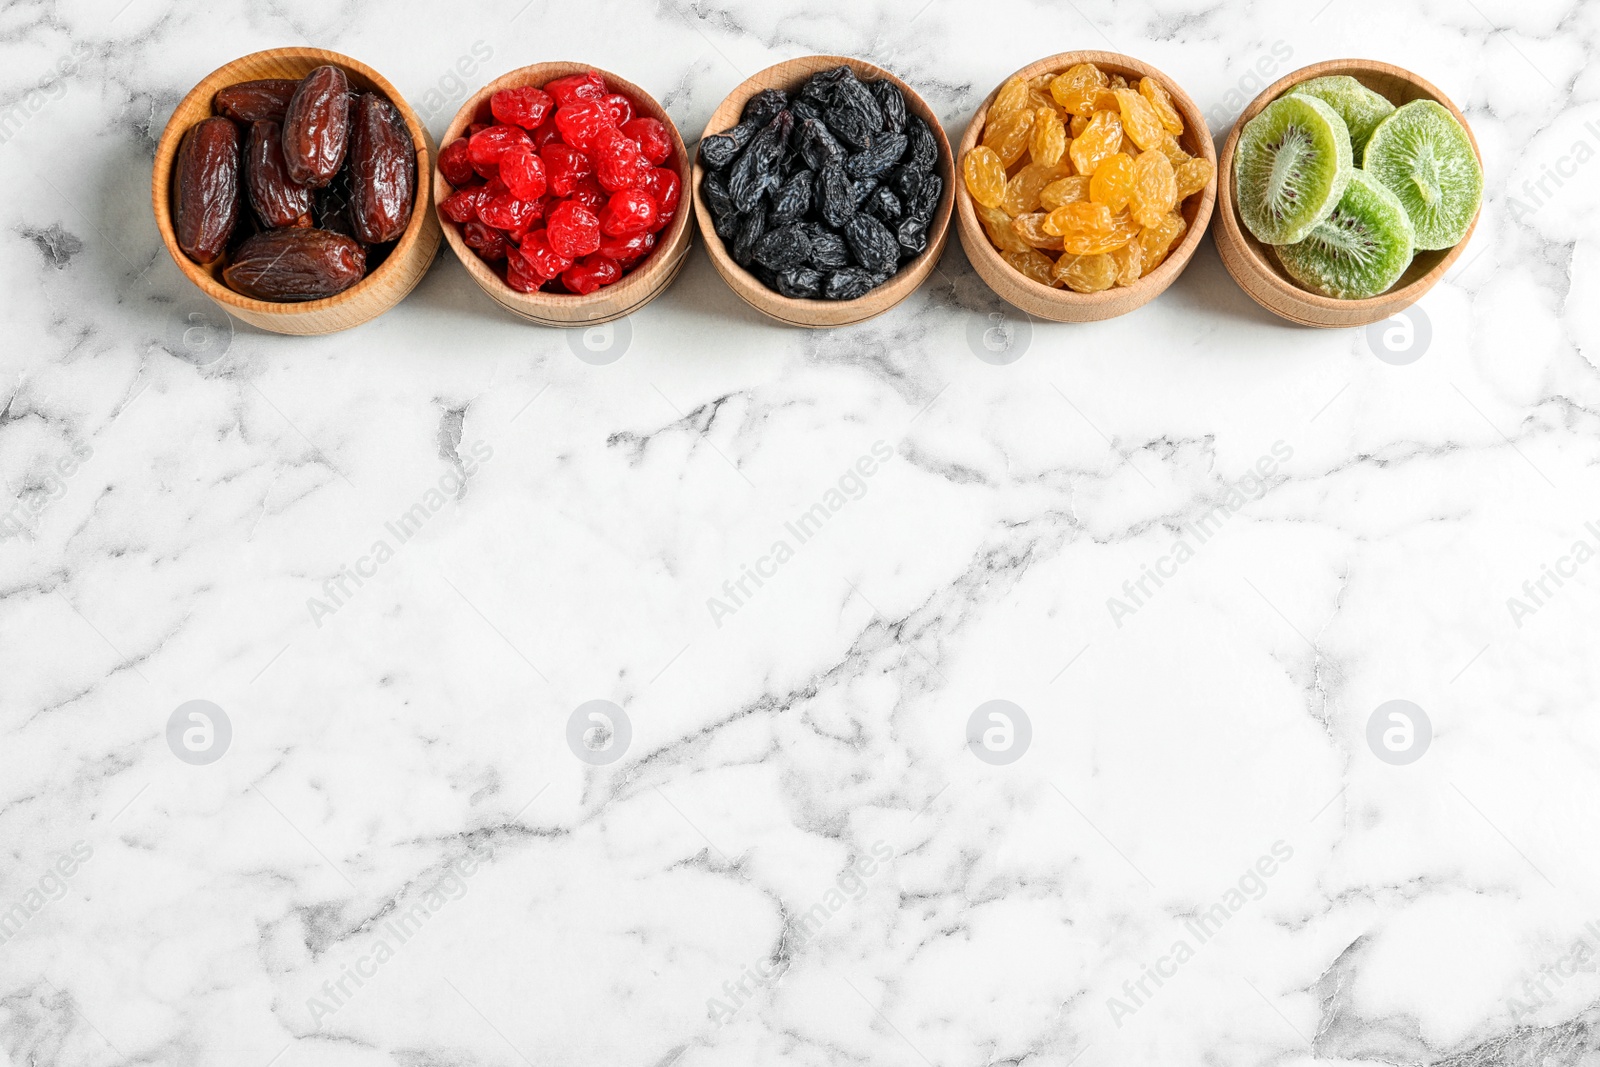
[[956, 51, 1217, 322]]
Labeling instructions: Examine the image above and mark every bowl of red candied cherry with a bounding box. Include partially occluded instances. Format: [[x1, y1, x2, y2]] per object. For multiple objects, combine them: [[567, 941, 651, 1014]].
[[436, 66, 687, 308]]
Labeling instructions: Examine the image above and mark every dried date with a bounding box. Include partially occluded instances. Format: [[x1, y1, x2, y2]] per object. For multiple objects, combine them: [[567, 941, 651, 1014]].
[[347, 92, 415, 244], [215, 79, 300, 124], [245, 120, 313, 229], [281, 65, 350, 187], [222, 228, 366, 301], [174, 116, 241, 264]]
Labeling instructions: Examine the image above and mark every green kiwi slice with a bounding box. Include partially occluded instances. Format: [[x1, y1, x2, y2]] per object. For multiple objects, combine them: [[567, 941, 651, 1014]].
[[1287, 75, 1396, 159], [1274, 171, 1415, 299], [1235, 95, 1354, 245], [1363, 99, 1483, 250]]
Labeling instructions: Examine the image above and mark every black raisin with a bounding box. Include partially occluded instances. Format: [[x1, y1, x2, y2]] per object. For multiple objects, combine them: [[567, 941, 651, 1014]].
[[769, 170, 814, 225], [823, 104, 875, 152], [824, 267, 876, 300], [790, 98, 822, 124], [904, 117, 938, 174], [851, 177, 879, 209], [845, 131, 907, 180], [807, 226, 850, 269], [776, 267, 825, 299], [742, 89, 789, 126], [728, 111, 791, 214], [700, 121, 756, 169], [797, 118, 846, 171], [844, 213, 899, 275], [818, 161, 855, 229], [866, 185, 903, 223], [896, 216, 929, 257], [870, 81, 908, 132], [799, 66, 854, 107], [832, 74, 884, 132], [732, 210, 766, 267], [752, 223, 812, 270], [890, 162, 924, 202], [910, 173, 943, 223]]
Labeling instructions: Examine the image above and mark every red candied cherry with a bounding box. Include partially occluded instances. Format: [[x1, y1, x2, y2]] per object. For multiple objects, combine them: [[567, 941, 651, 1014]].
[[441, 183, 487, 224], [491, 86, 554, 130], [592, 127, 651, 192], [553, 99, 616, 154], [467, 121, 490, 137], [498, 143, 548, 201], [531, 121, 564, 149], [544, 70, 606, 106], [567, 175, 608, 214], [462, 220, 508, 261], [622, 118, 672, 166], [540, 143, 593, 197], [598, 229, 656, 266], [599, 187, 659, 238], [601, 93, 633, 127], [468, 124, 533, 172], [477, 188, 541, 232], [439, 139, 475, 186], [562, 254, 622, 295], [639, 167, 681, 214], [545, 200, 602, 259], [519, 228, 574, 279], [506, 197, 548, 243], [505, 246, 545, 293]]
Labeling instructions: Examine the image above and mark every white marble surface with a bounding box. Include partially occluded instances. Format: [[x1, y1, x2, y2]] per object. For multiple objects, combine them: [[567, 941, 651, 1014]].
[[3, 0, 1599, 1064]]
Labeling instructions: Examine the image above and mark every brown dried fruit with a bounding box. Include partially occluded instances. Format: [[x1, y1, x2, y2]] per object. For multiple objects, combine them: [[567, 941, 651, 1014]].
[[215, 79, 301, 124], [222, 228, 366, 301], [282, 65, 350, 188], [347, 93, 415, 244], [246, 120, 313, 229], [174, 116, 241, 264]]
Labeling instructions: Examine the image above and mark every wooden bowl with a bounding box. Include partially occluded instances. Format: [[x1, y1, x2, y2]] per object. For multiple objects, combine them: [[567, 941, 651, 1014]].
[[434, 63, 694, 328], [152, 48, 442, 336], [954, 51, 1217, 323], [1214, 59, 1482, 328], [690, 56, 955, 329]]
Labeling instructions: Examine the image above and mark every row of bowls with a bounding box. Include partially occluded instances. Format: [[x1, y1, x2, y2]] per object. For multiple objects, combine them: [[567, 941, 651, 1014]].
[[152, 48, 1482, 336]]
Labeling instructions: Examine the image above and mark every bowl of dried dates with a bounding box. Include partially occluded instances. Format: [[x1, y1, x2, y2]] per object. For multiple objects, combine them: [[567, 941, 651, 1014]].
[[955, 51, 1216, 323], [433, 63, 694, 328], [691, 56, 954, 329], [153, 48, 442, 336]]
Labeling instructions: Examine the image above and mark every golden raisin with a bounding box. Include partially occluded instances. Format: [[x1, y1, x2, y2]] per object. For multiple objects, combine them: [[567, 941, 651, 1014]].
[[1004, 247, 1058, 286], [1040, 175, 1091, 210], [1069, 110, 1122, 177], [1139, 77, 1185, 137], [1089, 152, 1136, 213], [1062, 212, 1140, 255], [1156, 137, 1191, 168], [1111, 238, 1144, 287], [983, 106, 1035, 167], [1050, 62, 1107, 116], [1070, 114, 1090, 138], [1115, 89, 1168, 151], [1043, 201, 1112, 239], [1030, 106, 1067, 167], [976, 202, 1031, 254], [963, 147, 1007, 209], [1053, 251, 1118, 292], [1004, 160, 1072, 215], [1011, 212, 1065, 250], [990, 76, 1031, 123], [1129, 149, 1177, 228], [1140, 211, 1187, 272], [1107, 73, 1129, 90], [1173, 156, 1214, 201]]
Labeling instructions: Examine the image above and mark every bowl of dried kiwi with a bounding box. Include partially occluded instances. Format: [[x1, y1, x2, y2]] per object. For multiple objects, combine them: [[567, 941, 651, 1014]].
[[153, 47, 442, 336], [1214, 59, 1483, 328], [955, 51, 1217, 323]]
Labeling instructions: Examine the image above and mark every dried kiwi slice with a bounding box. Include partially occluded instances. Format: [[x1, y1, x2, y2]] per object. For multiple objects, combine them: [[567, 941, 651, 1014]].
[[1287, 75, 1395, 159], [1274, 170, 1415, 299], [1363, 99, 1482, 251], [1235, 95, 1353, 245]]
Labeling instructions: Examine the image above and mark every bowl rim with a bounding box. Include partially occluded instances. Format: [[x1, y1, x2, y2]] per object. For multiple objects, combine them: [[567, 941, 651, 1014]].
[[688, 54, 956, 326], [151, 46, 437, 317], [1214, 58, 1483, 316], [954, 49, 1218, 309], [432, 61, 695, 316]]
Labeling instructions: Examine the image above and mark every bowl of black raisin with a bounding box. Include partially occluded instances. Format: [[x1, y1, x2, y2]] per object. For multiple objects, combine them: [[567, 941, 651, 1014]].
[[691, 56, 954, 328]]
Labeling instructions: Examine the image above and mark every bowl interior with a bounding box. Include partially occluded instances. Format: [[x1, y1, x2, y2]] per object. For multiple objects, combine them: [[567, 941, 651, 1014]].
[[155, 49, 436, 314], [958, 51, 1218, 301], [433, 62, 693, 314], [1222, 62, 1482, 303], [690, 55, 955, 323]]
